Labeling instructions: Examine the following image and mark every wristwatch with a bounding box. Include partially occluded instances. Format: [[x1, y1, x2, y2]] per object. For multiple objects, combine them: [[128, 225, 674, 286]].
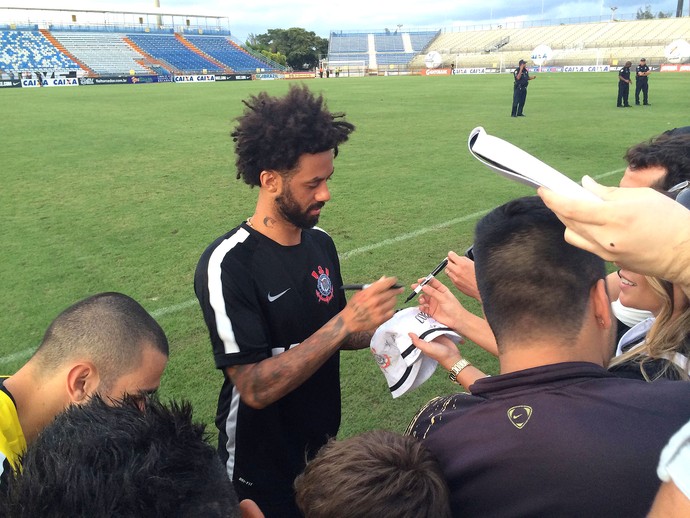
[[448, 358, 471, 384]]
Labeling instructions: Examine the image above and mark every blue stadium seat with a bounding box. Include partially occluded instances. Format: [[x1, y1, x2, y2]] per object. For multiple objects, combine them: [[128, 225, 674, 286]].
[[409, 31, 438, 51], [329, 33, 368, 53], [184, 35, 272, 71], [374, 33, 404, 52], [127, 34, 220, 73], [0, 30, 79, 73]]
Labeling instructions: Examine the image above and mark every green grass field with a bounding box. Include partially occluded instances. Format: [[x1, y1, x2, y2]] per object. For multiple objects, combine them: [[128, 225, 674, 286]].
[[2, 72, 689, 436]]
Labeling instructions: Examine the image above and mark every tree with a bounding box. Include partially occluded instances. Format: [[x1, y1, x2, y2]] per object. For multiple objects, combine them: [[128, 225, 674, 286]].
[[636, 5, 655, 18], [243, 34, 287, 67], [636, 4, 673, 18], [246, 28, 328, 70], [261, 50, 287, 67]]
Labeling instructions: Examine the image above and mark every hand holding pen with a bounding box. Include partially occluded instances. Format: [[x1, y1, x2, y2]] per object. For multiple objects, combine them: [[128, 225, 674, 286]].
[[404, 257, 449, 303], [341, 283, 404, 290], [340, 277, 404, 334]]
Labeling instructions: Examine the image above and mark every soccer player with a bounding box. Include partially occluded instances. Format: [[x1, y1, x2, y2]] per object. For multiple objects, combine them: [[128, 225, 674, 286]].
[[194, 85, 402, 517]]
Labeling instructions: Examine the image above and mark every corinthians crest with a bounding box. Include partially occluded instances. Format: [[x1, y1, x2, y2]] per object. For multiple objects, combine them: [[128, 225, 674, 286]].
[[312, 265, 333, 303]]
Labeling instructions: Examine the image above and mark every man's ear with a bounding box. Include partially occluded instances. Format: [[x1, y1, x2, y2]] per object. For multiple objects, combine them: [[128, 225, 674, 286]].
[[66, 362, 100, 403], [591, 279, 612, 330], [259, 170, 280, 193]]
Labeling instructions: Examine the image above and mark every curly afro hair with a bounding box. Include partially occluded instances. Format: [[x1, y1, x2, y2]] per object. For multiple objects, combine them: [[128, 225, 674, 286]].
[[231, 84, 355, 186]]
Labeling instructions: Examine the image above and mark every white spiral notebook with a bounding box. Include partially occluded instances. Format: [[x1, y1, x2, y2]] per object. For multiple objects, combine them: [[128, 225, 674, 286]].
[[468, 127, 601, 202]]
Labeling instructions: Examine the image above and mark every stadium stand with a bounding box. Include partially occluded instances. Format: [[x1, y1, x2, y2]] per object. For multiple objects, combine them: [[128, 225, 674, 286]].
[[50, 31, 151, 75], [0, 26, 281, 76], [126, 33, 222, 73], [1, 12, 686, 78], [409, 31, 439, 52], [374, 33, 405, 52], [325, 18, 688, 74], [410, 17, 690, 69], [326, 52, 370, 67], [184, 35, 273, 71], [377, 52, 416, 65], [327, 30, 439, 71], [0, 29, 80, 74], [329, 32, 369, 53]]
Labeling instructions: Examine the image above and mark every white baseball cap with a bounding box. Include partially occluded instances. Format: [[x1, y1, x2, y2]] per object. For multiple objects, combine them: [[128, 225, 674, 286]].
[[370, 307, 462, 398]]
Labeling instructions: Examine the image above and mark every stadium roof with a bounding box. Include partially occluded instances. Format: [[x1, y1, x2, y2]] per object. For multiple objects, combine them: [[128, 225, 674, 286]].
[[0, 3, 225, 18]]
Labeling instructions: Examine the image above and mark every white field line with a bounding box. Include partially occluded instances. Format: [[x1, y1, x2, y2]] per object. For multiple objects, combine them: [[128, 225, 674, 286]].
[[0, 168, 624, 365], [150, 299, 199, 318]]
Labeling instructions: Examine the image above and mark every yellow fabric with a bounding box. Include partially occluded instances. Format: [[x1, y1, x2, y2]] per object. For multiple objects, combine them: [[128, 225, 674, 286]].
[[0, 389, 26, 471]]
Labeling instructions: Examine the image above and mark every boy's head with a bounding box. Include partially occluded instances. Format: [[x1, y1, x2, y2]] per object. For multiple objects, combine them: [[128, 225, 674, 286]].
[[294, 430, 451, 518]]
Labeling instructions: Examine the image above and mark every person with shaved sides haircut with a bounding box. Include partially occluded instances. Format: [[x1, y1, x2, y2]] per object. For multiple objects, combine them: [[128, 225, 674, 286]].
[[0, 292, 169, 480], [407, 197, 690, 517]]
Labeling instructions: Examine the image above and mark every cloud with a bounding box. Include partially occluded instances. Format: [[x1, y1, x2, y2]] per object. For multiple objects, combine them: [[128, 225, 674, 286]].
[[4, 0, 685, 41]]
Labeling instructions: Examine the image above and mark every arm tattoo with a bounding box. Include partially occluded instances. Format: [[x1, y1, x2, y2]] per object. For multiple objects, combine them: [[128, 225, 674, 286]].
[[231, 315, 349, 407], [342, 330, 373, 350], [349, 304, 369, 324]]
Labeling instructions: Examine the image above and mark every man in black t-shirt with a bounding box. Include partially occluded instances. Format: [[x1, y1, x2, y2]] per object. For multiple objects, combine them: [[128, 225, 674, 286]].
[[407, 197, 690, 517], [635, 57, 651, 105], [195, 85, 402, 517], [617, 60, 632, 107]]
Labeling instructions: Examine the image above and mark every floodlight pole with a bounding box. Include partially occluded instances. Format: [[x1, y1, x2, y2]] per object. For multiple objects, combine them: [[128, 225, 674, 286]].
[[154, 0, 162, 28]]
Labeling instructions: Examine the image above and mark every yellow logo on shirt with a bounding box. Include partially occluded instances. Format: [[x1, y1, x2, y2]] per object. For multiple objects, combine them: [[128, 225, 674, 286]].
[[507, 405, 533, 429]]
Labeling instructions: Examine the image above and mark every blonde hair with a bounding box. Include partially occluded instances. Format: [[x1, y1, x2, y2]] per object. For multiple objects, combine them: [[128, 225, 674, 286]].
[[610, 277, 690, 381]]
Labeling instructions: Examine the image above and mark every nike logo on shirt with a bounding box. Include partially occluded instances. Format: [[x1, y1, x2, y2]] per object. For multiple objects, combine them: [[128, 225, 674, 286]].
[[267, 288, 291, 302]]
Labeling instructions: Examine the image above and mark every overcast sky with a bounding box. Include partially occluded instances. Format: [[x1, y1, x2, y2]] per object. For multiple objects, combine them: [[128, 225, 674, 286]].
[[4, 0, 686, 41]]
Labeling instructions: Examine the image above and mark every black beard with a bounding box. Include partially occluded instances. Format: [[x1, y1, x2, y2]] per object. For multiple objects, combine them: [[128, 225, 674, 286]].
[[275, 194, 323, 229]]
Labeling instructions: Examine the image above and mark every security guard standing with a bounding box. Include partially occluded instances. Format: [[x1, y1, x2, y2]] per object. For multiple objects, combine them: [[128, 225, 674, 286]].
[[511, 59, 535, 117], [617, 61, 632, 107], [635, 58, 651, 105]]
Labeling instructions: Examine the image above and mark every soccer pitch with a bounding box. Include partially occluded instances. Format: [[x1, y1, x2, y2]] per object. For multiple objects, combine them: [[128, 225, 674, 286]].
[[2, 72, 689, 435]]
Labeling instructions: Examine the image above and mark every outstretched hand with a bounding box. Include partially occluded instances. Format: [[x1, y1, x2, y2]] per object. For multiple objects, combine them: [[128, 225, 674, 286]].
[[409, 333, 462, 371], [538, 177, 690, 292], [414, 277, 464, 329], [446, 251, 481, 301]]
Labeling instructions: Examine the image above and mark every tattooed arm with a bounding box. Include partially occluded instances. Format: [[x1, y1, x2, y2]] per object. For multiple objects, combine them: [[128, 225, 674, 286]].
[[340, 330, 373, 350], [227, 277, 402, 409]]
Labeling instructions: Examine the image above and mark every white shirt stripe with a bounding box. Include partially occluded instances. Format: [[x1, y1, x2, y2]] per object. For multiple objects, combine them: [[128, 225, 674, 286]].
[[207, 228, 251, 355], [224, 388, 241, 480]]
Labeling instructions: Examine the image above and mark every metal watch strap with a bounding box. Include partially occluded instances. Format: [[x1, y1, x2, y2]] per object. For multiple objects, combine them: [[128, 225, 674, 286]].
[[448, 358, 471, 384]]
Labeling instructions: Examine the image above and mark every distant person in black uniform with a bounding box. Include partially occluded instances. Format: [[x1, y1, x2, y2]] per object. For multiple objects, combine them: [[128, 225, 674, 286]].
[[194, 85, 402, 517], [635, 57, 651, 105], [617, 60, 632, 107], [511, 59, 535, 117]]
